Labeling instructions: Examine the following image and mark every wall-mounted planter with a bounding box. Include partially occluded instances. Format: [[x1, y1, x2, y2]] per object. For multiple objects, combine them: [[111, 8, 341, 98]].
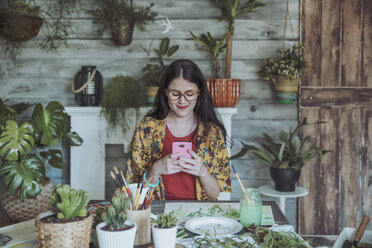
[[274, 76, 299, 104], [112, 18, 135, 46]]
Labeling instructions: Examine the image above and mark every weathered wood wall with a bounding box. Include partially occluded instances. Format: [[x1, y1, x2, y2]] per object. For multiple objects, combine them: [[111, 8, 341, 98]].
[[0, 0, 299, 224], [299, 0, 372, 234]]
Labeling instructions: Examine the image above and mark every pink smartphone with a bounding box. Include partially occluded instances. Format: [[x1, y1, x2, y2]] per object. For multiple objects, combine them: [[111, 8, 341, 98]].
[[172, 141, 192, 159]]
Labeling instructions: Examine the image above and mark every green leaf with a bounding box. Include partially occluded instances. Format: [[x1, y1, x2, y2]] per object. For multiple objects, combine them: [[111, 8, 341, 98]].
[[160, 37, 170, 55], [278, 142, 285, 161], [167, 45, 179, 57], [63, 131, 83, 146], [0, 154, 46, 199], [40, 149, 66, 169], [31, 101, 68, 147], [0, 120, 34, 161]]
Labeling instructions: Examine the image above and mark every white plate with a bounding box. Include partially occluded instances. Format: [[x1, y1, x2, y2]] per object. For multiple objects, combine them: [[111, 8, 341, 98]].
[[185, 217, 243, 236]]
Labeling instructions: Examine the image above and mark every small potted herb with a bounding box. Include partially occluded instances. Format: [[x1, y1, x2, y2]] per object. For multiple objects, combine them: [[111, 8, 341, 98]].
[[152, 211, 178, 248], [257, 42, 311, 104], [35, 184, 93, 247], [96, 189, 137, 248]]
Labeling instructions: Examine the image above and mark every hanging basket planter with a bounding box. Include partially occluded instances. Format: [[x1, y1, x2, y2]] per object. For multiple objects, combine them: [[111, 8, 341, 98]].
[[206, 78, 240, 107], [112, 17, 135, 46], [274, 76, 299, 104], [0, 10, 43, 41]]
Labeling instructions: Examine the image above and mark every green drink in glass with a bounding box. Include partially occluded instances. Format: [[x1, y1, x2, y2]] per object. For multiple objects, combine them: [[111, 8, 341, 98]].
[[240, 188, 262, 226]]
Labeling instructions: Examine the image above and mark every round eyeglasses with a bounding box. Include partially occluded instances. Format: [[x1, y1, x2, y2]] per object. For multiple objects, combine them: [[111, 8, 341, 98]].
[[165, 89, 199, 101]]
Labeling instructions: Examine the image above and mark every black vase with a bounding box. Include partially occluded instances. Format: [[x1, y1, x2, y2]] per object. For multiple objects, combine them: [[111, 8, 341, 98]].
[[73, 66, 103, 106], [269, 167, 301, 192]]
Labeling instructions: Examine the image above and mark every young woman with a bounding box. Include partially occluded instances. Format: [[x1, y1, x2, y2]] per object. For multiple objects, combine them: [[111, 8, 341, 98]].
[[125, 59, 230, 200]]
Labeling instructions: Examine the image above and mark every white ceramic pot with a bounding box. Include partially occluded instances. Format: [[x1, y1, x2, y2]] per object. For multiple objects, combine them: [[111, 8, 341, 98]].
[[152, 224, 177, 248], [96, 221, 137, 248]]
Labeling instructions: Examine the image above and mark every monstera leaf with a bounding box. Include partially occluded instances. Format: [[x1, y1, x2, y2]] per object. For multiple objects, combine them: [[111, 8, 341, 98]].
[[31, 101, 68, 147], [0, 154, 46, 199], [40, 149, 66, 169], [0, 120, 35, 161], [0, 98, 17, 127]]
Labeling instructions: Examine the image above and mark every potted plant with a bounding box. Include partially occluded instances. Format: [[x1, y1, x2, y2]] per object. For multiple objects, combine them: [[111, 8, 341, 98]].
[[190, 0, 264, 107], [0, 0, 81, 62], [230, 118, 328, 192], [101, 75, 143, 134], [152, 211, 178, 248], [96, 189, 137, 248], [88, 0, 157, 46], [257, 42, 311, 104], [142, 37, 179, 104], [35, 184, 93, 247], [0, 98, 83, 222]]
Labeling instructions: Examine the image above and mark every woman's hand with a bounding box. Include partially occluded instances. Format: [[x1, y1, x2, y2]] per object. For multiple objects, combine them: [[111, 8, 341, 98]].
[[151, 153, 183, 176], [178, 150, 208, 177]]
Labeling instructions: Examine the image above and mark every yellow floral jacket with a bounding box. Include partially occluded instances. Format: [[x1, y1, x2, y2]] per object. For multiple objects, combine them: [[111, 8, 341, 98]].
[[125, 116, 231, 200]]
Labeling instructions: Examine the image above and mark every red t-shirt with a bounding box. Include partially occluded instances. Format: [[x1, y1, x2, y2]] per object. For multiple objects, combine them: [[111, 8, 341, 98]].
[[161, 125, 197, 200]]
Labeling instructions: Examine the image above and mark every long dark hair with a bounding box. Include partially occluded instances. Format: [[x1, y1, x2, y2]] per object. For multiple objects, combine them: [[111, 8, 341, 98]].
[[147, 59, 226, 138]]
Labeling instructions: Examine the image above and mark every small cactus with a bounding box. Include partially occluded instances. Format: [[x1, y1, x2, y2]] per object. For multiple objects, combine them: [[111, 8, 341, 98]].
[[101, 189, 131, 230], [153, 211, 178, 228], [49, 184, 88, 220]]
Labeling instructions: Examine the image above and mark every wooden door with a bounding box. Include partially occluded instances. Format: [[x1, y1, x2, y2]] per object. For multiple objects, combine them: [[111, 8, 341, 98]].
[[298, 0, 372, 235]]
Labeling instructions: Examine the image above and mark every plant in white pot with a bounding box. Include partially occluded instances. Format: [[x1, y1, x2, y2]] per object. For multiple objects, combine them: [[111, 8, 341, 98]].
[[230, 118, 328, 192], [152, 211, 178, 248], [96, 189, 137, 248], [35, 184, 93, 248]]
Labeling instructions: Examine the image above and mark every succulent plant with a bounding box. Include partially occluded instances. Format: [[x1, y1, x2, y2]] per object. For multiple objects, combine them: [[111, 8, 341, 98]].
[[153, 211, 178, 228], [49, 184, 88, 220], [101, 189, 132, 230]]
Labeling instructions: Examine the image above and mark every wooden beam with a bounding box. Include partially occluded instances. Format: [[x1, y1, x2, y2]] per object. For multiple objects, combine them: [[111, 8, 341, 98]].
[[300, 87, 372, 107]]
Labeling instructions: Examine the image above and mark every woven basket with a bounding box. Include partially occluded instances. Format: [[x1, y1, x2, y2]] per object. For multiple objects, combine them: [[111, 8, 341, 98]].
[[0, 181, 54, 222], [35, 212, 93, 248], [274, 76, 299, 104], [0, 10, 43, 41], [112, 17, 135, 46], [206, 78, 241, 107]]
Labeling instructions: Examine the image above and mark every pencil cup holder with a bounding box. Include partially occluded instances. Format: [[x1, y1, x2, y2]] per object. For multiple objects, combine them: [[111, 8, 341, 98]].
[[128, 183, 150, 207], [240, 188, 262, 226], [126, 206, 151, 245]]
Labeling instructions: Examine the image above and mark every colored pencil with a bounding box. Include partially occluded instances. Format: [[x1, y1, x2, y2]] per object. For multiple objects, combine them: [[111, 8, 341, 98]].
[[143, 176, 153, 188], [135, 181, 144, 210], [110, 171, 120, 188], [231, 164, 251, 205]]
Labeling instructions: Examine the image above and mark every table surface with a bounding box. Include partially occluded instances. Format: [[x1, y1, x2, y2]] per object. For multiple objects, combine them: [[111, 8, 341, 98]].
[[0, 200, 336, 247]]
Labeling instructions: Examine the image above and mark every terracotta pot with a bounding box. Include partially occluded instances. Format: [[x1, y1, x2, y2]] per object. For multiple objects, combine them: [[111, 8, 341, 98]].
[[35, 211, 93, 248], [274, 76, 299, 104], [269, 167, 301, 192], [0, 180, 54, 222], [206, 78, 240, 107], [0, 11, 43, 41]]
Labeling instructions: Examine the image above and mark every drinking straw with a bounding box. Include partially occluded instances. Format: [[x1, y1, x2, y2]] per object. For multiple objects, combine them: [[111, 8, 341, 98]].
[[231, 164, 251, 205], [110, 171, 120, 188]]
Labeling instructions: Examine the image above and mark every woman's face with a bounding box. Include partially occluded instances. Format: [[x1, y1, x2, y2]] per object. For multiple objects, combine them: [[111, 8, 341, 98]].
[[166, 77, 199, 118]]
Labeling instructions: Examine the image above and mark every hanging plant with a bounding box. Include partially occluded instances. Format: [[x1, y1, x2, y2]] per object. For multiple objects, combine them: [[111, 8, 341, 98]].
[[0, 0, 81, 63], [88, 0, 157, 46]]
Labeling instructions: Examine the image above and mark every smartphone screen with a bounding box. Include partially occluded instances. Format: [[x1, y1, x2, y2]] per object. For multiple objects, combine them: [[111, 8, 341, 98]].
[[172, 141, 192, 159]]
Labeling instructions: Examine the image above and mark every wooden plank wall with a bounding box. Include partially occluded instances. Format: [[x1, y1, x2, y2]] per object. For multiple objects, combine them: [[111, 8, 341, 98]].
[[299, 0, 372, 235], [0, 0, 299, 222]]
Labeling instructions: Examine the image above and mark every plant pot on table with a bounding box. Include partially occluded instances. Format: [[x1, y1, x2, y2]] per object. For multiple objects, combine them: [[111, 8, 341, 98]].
[[0, 180, 54, 222], [206, 78, 240, 107], [269, 167, 301, 192], [96, 221, 137, 248]]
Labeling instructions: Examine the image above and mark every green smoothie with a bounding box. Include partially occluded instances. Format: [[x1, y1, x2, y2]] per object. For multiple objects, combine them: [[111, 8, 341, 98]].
[[239, 203, 262, 226]]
